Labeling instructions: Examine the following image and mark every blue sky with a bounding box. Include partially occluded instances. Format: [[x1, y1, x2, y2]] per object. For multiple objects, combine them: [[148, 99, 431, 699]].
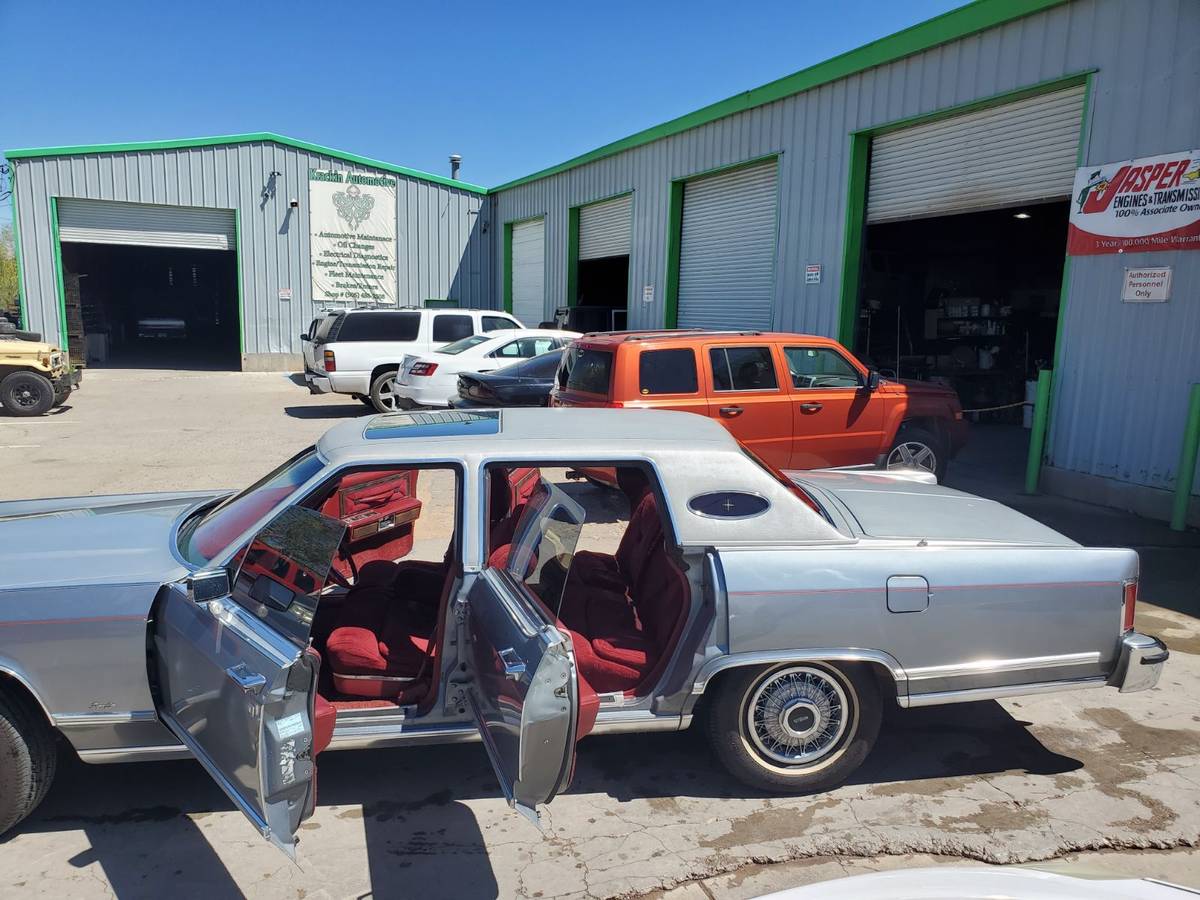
[[2, 0, 961, 223]]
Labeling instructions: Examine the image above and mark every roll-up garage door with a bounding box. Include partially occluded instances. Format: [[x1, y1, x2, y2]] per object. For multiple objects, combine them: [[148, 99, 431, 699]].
[[511, 218, 546, 326], [57, 199, 236, 250], [678, 159, 778, 331], [579, 194, 632, 260], [867, 85, 1085, 223]]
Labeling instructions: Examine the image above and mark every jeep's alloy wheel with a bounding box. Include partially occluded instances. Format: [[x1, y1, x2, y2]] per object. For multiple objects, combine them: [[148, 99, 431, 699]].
[[886, 440, 938, 474]]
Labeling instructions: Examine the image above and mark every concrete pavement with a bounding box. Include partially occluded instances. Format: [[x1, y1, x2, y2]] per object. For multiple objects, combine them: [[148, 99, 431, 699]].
[[1, 369, 1197, 898]]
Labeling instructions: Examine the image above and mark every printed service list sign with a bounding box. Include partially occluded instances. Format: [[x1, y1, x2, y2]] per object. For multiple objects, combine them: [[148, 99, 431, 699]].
[[1068, 150, 1200, 255], [309, 169, 398, 304]]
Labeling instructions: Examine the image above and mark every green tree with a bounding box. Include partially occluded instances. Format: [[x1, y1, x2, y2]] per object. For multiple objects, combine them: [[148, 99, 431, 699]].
[[0, 223, 18, 322]]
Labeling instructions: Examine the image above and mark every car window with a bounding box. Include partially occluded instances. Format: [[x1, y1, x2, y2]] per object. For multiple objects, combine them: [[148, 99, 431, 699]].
[[179, 448, 326, 565], [314, 314, 340, 342], [709, 347, 779, 392], [560, 347, 612, 395], [439, 333, 492, 355], [335, 312, 420, 342], [519, 350, 564, 378], [492, 340, 525, 359], [433, 314, 474, 342], [784, 346, 862, 389], [306, 318, 320, 339], [482, 315, 519, 332], [639, 348, 698, 395]]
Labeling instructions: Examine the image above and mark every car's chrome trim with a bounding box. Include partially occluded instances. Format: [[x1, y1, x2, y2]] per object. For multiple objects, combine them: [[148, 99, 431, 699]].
[[899, 676, 1108, 708], [691, 648, 907, 695], [326, 722, 479, 751], [1110, 630, 1168, 693], [591, 710, 692, 735], [77, 744, 190, 764], [55, 710, 157, 728], [333, 673, 417, 683], [905, 651, 1101, 682]]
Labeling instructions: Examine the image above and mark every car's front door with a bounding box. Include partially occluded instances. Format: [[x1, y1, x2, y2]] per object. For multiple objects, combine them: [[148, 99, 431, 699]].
[[463, 479, 594, 824], [781, 345, 885, 468], [151, 505, 345, 857], [703, 343, 794, 469]]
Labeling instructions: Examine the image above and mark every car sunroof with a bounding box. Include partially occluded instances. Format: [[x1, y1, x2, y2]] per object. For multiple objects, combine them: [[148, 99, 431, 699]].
[[363, 409, 501, 440]]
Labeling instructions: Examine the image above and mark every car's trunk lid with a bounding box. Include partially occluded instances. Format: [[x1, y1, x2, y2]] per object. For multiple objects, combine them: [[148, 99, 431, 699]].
[[795, 471, 1076, 546]]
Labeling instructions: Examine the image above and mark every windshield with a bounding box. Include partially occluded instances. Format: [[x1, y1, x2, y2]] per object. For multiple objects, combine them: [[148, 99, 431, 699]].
[[178, 447, 325, 566], [439, 334, 492, 355], [504, 479, 585, 621]]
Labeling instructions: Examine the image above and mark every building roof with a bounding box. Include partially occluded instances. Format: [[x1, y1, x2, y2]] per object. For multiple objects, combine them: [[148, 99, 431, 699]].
[[489, 0, 1068, 191], [4, 131, 487, 195]]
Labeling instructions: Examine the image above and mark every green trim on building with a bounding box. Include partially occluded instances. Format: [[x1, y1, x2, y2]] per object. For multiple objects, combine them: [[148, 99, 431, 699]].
[[491, 0, 1069, 192], [502, 222, 514, 314], [835, 70, 1094, 350], [663, 182, 684, 329], [9, 169, 26, 328], [566, 206, 580, 307], [48, 197, 68, 350], [234, 208, 246, 357], [836, 133, 870, 346], [6, 132, 488, 195]]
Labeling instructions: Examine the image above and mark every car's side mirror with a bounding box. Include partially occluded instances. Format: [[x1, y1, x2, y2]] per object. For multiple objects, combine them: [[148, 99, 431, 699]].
[[187, 569, 231, 603], [300, 332, 309, 341], [865, 369, 881, 392]]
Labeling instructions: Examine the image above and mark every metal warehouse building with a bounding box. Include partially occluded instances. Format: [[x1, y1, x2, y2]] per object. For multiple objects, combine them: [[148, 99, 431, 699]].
[[8, 0, 1199, 525]]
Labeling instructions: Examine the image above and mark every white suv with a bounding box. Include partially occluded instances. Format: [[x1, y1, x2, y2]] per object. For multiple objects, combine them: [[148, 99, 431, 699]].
[[303, 308, 524, 409]]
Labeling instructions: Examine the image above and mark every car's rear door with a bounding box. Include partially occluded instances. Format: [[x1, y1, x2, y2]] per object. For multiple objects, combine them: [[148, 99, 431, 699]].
[[702, 342, 794, 469], [150, 505, 344, 857], [463, 481, 594, 824]]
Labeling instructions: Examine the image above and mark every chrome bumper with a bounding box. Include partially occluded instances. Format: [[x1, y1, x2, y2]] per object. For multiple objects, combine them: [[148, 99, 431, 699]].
[[305, 372, 333, 395], [1109, 631, 1169, 693]]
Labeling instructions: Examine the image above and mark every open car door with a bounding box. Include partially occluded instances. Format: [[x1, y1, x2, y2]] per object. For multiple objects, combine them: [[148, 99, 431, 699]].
[[464, 480, 595, 826], [151, 505, 344, 857]]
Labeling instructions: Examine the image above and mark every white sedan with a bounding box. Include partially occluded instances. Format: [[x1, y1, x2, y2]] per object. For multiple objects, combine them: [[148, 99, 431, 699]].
[[389, 328, 580, 409]]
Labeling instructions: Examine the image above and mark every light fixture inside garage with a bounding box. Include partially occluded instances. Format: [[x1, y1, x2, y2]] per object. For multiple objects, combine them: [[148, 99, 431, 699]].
[[1013, 211, 1032, 219]]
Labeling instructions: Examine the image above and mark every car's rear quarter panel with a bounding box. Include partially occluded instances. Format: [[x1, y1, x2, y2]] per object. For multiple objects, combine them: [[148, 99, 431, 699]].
[[718, 544, 1137, 699]]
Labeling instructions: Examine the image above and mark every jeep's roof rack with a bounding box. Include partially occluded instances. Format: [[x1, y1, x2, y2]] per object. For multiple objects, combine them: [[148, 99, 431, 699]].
[[622, 329, 765, 342]]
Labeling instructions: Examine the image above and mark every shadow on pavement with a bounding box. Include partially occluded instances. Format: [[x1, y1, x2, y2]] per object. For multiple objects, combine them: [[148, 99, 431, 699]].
[[284, 404, 369, 420], [10, 700, 1079, 898]]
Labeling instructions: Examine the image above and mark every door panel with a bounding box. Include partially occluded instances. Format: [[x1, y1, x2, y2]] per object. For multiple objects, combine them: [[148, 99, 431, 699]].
[[781, 345, 885, 468], [151, 505, 344, 857], [465, 568, 582, 824], [703, 344, 793, 469]]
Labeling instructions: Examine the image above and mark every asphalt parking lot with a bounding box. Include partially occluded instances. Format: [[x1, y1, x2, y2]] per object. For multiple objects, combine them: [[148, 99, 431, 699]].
[[2, 369, 1198, 898]]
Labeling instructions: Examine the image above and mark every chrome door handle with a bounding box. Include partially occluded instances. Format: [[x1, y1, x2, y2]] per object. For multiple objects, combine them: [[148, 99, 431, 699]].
[[497, 647, 527, 681], [719, 406, 744, 418], [225, 663, 266, 694], [800, 402, 824, 413]]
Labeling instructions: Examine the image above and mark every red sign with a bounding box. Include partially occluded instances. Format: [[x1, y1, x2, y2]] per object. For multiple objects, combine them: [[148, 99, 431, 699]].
[[1067, 150, 1200, 255]]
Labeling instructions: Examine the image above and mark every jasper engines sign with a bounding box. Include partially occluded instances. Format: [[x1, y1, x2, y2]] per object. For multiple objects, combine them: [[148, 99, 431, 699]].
[[1067, 150, 1200, 255], [309, 169, 398, 304]]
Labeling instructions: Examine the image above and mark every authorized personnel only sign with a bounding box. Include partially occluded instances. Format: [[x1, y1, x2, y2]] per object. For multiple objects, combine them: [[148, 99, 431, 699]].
[[1122, 266, 1172, 302], [309, 169, 398, 304], [1068, 150, 1200, 255]]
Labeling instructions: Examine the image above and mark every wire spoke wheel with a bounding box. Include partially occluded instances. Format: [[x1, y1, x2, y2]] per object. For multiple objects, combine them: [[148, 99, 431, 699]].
[[744, 665, 851, 766]]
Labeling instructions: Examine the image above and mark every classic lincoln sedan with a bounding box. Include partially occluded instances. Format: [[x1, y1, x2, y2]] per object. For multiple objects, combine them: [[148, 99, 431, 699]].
[[0, 408, 1167, 856]]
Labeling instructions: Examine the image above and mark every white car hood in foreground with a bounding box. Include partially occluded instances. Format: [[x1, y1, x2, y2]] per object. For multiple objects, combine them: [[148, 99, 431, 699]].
[[756, 866, 1194, 899]]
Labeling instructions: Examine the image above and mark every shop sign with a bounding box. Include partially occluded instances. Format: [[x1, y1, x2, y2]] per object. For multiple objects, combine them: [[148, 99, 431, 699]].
[[1068, 149, 1200, 255], [1121, 266, 1172, 302], [309, 169, 398, 304], [805, 264, 822, 284]]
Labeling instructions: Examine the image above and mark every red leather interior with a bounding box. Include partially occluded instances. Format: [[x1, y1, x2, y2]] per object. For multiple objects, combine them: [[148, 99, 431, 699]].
[[313, 693, 337, 755], [558, 489, 689, 695], [320, 469, 421, 581]]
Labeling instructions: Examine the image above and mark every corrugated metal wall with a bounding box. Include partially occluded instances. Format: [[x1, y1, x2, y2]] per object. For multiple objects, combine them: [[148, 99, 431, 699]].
[[492, 0, 1200, 499], [12, 139, 492, 364]]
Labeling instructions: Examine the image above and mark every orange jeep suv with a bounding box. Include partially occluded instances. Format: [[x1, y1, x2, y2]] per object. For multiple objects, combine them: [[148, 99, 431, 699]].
[[550, 330, 967, 478]]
